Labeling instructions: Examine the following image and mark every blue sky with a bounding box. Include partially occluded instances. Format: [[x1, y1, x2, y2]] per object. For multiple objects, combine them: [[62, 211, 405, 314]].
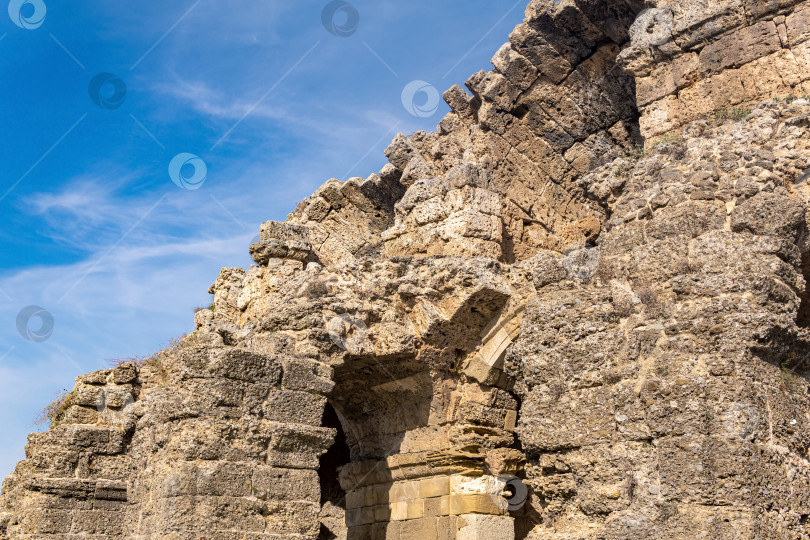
[[0, 0, 526, 484]]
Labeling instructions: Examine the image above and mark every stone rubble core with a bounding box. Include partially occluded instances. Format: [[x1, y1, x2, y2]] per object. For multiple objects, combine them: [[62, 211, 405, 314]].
[[3, 0, 810, 539]]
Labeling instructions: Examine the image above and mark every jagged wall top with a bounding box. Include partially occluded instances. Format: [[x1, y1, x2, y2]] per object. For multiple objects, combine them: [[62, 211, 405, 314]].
[[277, 0, 810, 268]]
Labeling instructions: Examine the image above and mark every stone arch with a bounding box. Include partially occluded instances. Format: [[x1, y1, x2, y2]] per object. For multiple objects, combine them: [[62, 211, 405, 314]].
[[307, 256, 538, 540]]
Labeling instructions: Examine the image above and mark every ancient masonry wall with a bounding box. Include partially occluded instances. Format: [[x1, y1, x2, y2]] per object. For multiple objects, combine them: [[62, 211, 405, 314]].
[[2, 0, 810, 539]]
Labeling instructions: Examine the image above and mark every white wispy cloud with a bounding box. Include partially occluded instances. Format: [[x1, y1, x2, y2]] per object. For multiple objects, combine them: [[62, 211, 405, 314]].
[[154, 79, 289, 122], [0, 209, 257, 484], [152, 75, 406, 146]]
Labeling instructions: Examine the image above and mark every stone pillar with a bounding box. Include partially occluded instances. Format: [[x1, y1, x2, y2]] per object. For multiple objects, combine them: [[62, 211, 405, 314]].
[[340, 457, 516, 540]]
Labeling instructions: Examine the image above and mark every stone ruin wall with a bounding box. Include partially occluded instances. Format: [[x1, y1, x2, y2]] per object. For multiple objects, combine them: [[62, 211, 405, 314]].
[[3, 0, 810, 538]]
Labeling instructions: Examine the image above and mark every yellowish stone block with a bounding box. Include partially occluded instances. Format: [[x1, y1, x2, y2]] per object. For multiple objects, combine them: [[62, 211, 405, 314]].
[[440, 494, 504, 516], [390, 499, 425, 521], [504, 410, 517, 432], [419, 476, 451, 498]]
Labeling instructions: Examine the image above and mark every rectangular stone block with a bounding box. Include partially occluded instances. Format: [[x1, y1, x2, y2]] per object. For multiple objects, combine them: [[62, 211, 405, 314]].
[[155, 462, 249, 499], [456, 514, 514, 540], [208, 349, 282, 383], [747, 0, 805, 19], [519, 385, 616, 452], [389, 480, 420, 504], [636, 53, 699, 107], [454, 401, 511, 428], [364, 483, 393, 506], [699, 20, 781, 74], [423, 496, 443, 517], [263, 389, 326, 426], [76, 370, 110, 386], [440, 494, 504, 516], [436, 515, 457, 540], [109, 363, 137, 384], [508, 23, 573, 83], [787, 5, 810, 45], [253, 221, 313, 263], [251, 466, 319, 502], [54, 425, 126, 455], [22, 477, 95, 499], [373, 504, 392, 523], [281, 357, 335, 394], [266, 423, 336, 469], [504, 410, 517, 432], [23, 509, 72, 534], [400, 516, 438, 538], [346, 488, 366, 510], [443, 85, 476, 119], [360, 506, 376, 525], [491, 43, 539, 90], [348, 524, 373, 540], [390, 499, 424, 521], [419, 476, 451, 498], [371, 521, 402, 540], [93, 479, 128, 502], [72, 385, 104, 407], [61, 405, 101, 425], [88, 455, 131, 481], [261, 500, 320, 536], [371, 520, 401, 540], [346, 508, 363, 528], [70, 509, 125, 535]]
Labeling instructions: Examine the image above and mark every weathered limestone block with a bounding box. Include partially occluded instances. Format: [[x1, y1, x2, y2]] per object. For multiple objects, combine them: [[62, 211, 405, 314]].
[[625, 0, 810, 138], [730, 190, 807, 241], [262, 389, 326, 425], [280, 356, 335, 394], [249, 221, 312, 264], [266, 423, 336, 469], [252, 466, 320, 502], [747, 0, 806, 19], [698, 20, 782, 74], [491, 43, 538, 91], [456, 514, 514, 540], [383, 165, 506, 260], [635, 53, 699, 107], [443, 85, 477, 120], [208, 266, 245, 320], [786, 5, 810, 44]]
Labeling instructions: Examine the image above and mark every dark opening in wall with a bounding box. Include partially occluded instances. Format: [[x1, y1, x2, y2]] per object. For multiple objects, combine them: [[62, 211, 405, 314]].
[[511, 104, 530, 120], [797, 249, 810, 329], [318, 403, 351, 540]]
